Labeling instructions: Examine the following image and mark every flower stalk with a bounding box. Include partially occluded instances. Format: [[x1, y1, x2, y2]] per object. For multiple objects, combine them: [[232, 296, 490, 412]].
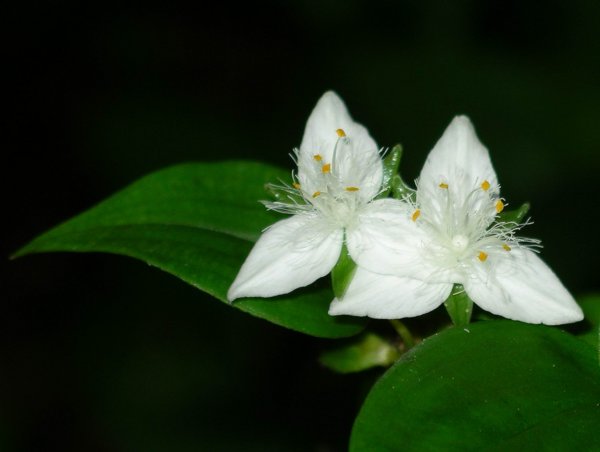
[[389, 319, 415, 349]]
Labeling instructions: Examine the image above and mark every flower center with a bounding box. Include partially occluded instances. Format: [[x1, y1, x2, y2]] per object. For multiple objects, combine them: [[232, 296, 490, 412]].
[[451, 234, 469, 252], [303, 129, 368, 224], [266, 126, 383, 227]]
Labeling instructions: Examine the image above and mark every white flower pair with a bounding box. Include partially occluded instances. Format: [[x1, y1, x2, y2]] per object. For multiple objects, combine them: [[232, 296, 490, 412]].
[[228, 92, 583, 325]]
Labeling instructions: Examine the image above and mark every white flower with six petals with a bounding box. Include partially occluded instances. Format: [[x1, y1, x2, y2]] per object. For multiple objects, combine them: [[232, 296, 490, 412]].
[[329, 116, 583, 325]]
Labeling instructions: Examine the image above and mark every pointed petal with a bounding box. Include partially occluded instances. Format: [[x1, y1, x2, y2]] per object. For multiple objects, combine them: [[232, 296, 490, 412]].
[[300, 91, 378, 162], [464, 248, 584, 325], [297, 92, 382, 201], [346, 199, 436, 280], [227, 214, 343, 301], [328, 267, 452, 319], [418, 116, 498, 206]]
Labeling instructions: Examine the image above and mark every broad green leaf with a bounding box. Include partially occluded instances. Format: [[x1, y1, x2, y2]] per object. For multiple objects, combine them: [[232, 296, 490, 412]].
[[13, 161, 366, 338], [576, 294, 600, 350], [579, 294, 600, 326], [319, 333, 400, 374], [351, 321, 600, 451]]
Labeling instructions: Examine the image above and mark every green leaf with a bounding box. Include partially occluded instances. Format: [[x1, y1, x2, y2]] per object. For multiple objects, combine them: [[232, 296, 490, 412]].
[[576, 294, 600, 351], [579, 294, 600, 326], [13, 161, 366, 338], [443, 284, 473, 327], [331, 241, 357, 299], [351, 321, 600, 451], [320, 333, 400, 374]]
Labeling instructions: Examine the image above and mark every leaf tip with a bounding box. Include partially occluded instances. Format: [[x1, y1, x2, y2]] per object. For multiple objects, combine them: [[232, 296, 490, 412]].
[[9, 246, 28, 261]]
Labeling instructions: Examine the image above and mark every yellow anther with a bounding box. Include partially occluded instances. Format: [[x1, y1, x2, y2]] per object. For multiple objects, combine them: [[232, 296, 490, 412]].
[[411, 209, 421, 222], [481, 180, 491, 191], [345, 186, 359, 192], [292, 182, 301, 190], [478, 251, 488, 262], [336, 128, 346, 137], [502, 244, 511, 252], [312, 191, 321, 198], [322, 163, 331, 174], [496, 199, 505, 213], [313, 154, 323, 161], [439, 182, 449, 189]]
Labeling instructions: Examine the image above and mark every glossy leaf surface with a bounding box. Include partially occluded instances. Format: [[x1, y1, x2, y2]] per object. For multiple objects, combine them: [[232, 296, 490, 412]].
[[14, 161, 366, 338], [577, 294, 600, 350], [351, 321, 600, 451]]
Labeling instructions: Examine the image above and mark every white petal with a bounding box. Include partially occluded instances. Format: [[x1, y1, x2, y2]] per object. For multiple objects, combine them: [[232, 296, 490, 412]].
[[346, 198, 436, 280], [299, 91, 378, 162], [464, 248, 584, 325], [328, 267, 452, 319], [227, 214, 343, 301], [418, 116, 498, 205], [332, 139, 383, 202], [297, 91, 382, 201]]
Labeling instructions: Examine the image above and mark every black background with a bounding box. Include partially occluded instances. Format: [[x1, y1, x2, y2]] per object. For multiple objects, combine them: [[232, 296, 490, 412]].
[[4, 1, 600, 450]]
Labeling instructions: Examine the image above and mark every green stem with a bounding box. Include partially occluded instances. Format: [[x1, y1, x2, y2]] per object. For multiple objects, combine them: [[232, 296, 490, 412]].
[[390, 319, 415, 349]]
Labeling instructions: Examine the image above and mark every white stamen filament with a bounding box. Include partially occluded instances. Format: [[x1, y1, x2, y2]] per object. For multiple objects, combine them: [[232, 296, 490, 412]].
[[264, 130, 383, 229], [414, 178, 540, 270]]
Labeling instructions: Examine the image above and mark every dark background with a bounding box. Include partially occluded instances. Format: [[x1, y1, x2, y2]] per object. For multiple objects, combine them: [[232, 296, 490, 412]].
[[4, 1, 600, 450]]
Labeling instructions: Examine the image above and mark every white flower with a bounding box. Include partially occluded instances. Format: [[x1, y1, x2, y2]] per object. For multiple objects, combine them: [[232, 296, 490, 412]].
[[329, 116, 583, 325], [228, 91, 388, 301]]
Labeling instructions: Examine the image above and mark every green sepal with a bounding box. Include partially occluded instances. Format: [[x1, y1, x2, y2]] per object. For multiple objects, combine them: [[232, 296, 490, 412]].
[[391, 174, 416, 202], [386, 146, 416, 201], [264, 182, 304, 205], [331, 241, 357, 299], [319, 332, 400, 374], [497, 202, 530, 224], [444, 284, 473, 327], [377, 144, 403, 199]]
